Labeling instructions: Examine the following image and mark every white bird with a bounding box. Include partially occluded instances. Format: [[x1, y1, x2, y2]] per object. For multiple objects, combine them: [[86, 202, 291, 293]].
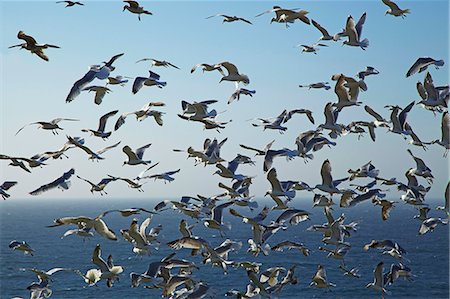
[[418, 217, 448, 235], [66, 53, 124, 103], [0, 181, 18, 200], [343, 13, 369, 50], [115, 102, 165, 130], [9, 240, 35, 255], [406, 57, 445, 77], [136, 58, 179, 69], [142, 169, 181, 183], [206, 14, 252, 24], [315, 159, 347, 195], [29, 168, 75, 196], [82, 85, 111, 105], [76, 175, 118, 195], [358, 66, 380, 80], [318, 103, 348, 139], [8, 31, 60, 61], [310, 265, 336, 288], [432, 111, 450, 156], [265, 168, 296, 200], [407, 149, 433, 183], [385, 101, 415, 136], [311, 19, 334, 41], [123, 217, 154, 254], [366, 262, 389, 296], [382, 0, 411, 18], [91, 244, 123, 287], [299, 82, 330, 90], [81, 110, 118, 139], [123, 0, 152, 21], [132, 71, 166, 94], [67, 136, 120, 161], [256, 6, 311, 26], [190, 63, 224, 75], [416, 72, 448, 112], [297, 42, 328, 54], [218, 61, 250, 85], [106, 75, 130, 86], [122, 143, 152, 166], [16, 118, 79, 135], [48, 212, 117, 241], [228, 88, 256, 104]]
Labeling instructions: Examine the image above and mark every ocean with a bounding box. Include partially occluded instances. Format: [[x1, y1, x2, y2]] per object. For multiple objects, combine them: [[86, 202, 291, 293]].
[[1, 198, 448, 299]]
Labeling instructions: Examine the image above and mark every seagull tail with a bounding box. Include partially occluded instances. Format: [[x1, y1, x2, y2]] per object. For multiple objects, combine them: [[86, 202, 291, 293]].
[[360, 39, 369, 50]]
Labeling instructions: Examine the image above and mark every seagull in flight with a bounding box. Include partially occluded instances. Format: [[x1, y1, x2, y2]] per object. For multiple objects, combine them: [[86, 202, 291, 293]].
[[343, 12, 369, 50], [1, 181, 18, 200], [9, 31, 60, 61], [191, 63, 224, 75], [29, 168, 75, 196], [115, 102, 165, 130], [136, 58, 179, 69], [382, 0, 410, 18], [206, 14, 252, 24], [16, 118, 79, 135], [406, 57, 445, 77], [56, 1, 84, 7], [123, 0, 152, 21], [132, 71, 166, 94], [66, 53, 124, 103], [81, 110, 118, 139], [122, 143, 152, 166]]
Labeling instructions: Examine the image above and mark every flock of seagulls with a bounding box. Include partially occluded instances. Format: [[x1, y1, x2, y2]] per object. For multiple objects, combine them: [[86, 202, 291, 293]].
[[4, 1, 449, 299]]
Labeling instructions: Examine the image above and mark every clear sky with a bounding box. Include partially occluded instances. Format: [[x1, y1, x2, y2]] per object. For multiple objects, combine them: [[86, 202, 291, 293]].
[[0, 0, 448, 201]]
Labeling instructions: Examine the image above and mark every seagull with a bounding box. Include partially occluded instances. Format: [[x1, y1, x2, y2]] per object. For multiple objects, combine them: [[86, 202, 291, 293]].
[[256, 6, 311, 26], [384, 263, 415, 285], [82, 86, 111, 105], [228, 88, 256, 104], [15, 118, 79, 135], [363, 240, 406, 254], [206, 14, 252, 24], [331, 73, 363, 111], [123, 0, 152, 21], [343, 13, 369, 50], [0, 181, 18, 200], [406, 57, 445, 77], [373, 198, 396, 221], [310, 265, 336, 288], [107, 75, 130, 86], [385, 101, 415, 137], [204, 201, 234, 236], [109, 175, 146, 192], [122, 217, 155, 255], [122, 143, 152, 166], [299, 82, 330, 90], [29, 168, 75, 196], [382, 0, 411, 18], [318, 102, 348, 138], [0, 154, 47, 172], [252, 110, 288, 133], [432, 111, 450, 156], [407, 149, 433, 183], [416, 72, 448, 112], [9, 240, 35, 255], [265, 168, 296, 200], [48, 212, 117, 240], [179, 100, 218, 121], [348, 161, 380, 180], [141, 169, 181, 183], [418, 217, 448, 235], [218, 61, 250, 85], [9, 31, 60, 61], [65, 53, 124, 103], [67, 136, 120, 161], [190, 63, 224, 75], [91, 244, 123, 287], [364, 105, 390, 128], [339, 265, 361, 278], [56, 1, 84, 7], [414, 206, 431, 221], [297, 42, 328, 54], [271, 241, 310, 256], [81, 110, 118, 139], [132, 71, 166, 94], [358, 66, 380, 80], [115, 102, 165, 130], [311, 19, 334, 41], [366, 262, 389, 296], [283, 109, 315, 124], [76, 175, 118, 195], [315, 160, 346, 195], [136, 58, 179, 69]]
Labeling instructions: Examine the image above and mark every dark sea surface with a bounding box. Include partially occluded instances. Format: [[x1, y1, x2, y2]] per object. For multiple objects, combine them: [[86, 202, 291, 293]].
[[1, 198, 448, 299]]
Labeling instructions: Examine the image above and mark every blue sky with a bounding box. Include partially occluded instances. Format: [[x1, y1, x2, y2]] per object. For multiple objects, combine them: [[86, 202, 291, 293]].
[[0, 0, 448, 201]]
